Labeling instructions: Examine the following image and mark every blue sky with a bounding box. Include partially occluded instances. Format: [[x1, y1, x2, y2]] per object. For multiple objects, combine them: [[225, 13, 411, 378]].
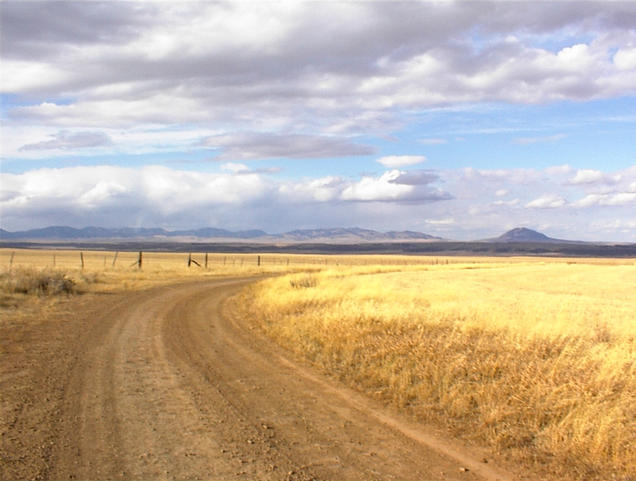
[[1, 1, 635, 240]]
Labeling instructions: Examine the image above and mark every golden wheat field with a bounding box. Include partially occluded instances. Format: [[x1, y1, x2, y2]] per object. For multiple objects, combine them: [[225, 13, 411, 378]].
[[2, 248, 634, 480], [234, 258, 636, 481]]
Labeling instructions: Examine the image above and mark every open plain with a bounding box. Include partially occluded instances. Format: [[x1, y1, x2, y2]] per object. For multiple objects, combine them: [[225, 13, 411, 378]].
[[1, 249, 634, 481]]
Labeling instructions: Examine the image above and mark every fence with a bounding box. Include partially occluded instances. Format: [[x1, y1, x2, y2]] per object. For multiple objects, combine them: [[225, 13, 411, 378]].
[[0, 248, 487, 272]]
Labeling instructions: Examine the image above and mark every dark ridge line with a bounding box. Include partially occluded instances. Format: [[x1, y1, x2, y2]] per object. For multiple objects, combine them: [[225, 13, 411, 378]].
[[1, 241, 635, 258]]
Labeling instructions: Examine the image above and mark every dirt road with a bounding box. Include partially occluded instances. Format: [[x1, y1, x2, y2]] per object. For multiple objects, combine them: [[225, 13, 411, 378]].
[[1, 277, 519, 481]]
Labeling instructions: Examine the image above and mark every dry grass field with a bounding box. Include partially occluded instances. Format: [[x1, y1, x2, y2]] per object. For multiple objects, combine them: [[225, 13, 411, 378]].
[[0, 248, 492, 306], [234, 258, 636, 481], [2, 248, 634, 480], [0, 248, 320, 302]]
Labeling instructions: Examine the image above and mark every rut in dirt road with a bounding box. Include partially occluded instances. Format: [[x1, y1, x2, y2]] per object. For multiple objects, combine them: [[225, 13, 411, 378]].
[[6, 278, 519, 481]]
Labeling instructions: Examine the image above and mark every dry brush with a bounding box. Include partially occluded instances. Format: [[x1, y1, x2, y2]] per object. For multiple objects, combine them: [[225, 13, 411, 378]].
[[233, 260, 636, 481]]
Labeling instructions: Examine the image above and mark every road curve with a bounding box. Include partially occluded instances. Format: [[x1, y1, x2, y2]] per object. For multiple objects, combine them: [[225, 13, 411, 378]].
[[1, 277, 519, 481]]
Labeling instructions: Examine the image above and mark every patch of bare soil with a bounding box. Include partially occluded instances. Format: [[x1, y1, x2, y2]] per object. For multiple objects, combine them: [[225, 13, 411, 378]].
[[1, 278, 522, 480]]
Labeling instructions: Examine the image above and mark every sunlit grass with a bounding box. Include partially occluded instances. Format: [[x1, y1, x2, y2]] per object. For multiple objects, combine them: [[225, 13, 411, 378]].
[[234, 259, 636, 481]]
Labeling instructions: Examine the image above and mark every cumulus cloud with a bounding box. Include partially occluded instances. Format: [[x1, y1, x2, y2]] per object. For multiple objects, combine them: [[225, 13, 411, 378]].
[[525, 194, 567, 209], [341, 170, 451, 203], [568, 169, 617, 185], [0, 166, 451, 230], [376, 155, 427, 167], [389, 170, 439, 186], [2, 3, 635, 242], [220, 162, 282, 175], [220, 163, 250, 173], [573, 192, 636, 207], [614, 47, 636, 70], [3, 1, 636, 141], [3, 164, 636, 241]]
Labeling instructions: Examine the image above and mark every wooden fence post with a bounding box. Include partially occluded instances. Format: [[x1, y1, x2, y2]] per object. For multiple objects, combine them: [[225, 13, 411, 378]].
[[186, 253, 201, 268], [205, 253, 209, 269], [80, 252, 85, 270], [9, 251, 15, 271], [112, 251, 119, 267], [53, 254, 56, 267], [257, 255, 261, 266], [128, 251, 142, 269]]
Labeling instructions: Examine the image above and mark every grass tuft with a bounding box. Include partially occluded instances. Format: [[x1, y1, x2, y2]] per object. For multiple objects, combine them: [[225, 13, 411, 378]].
[[1, 268, 77, 296], [289, 274, 318, 289]]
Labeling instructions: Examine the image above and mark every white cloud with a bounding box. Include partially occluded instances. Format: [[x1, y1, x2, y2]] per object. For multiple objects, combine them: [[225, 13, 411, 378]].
[[556, 44, 596, 70], [0, 60, 71, 93], [545, 164, 574, 176], [425, 218, 455, 225], [0, 166, 451, 231], [573, 192, 636, 207], [220, 163, 250, 173], [3, 164, 636, 241], [341, 170, 413, 202], [525, 194, 567, 209], [3, 2, 636, 145], [376, 155, 427, 167], [340, 169, 449, 203], [568, 169, 615, 185], [494, 199, 520, 206], [2, 3, 636, 242], [418, 138, 447, 145], [79, 181, 128, 208], [278, 176, 344, 203], [0, 166, 273, 225], [614, 47, 636, 70], [513, 134, 566, 145]]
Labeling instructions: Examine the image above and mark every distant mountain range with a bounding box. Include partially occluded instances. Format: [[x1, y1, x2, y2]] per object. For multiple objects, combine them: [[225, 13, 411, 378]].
[[3, 226, 633, 256], [0, 226, 266, 240], [0, 226, 441, 243], [279, 227, 441, 242], [0, 225, 613, 244]]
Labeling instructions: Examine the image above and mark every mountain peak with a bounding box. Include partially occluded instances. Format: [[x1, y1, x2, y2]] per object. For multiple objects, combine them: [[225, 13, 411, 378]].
[[497, 227, 552, 242]]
